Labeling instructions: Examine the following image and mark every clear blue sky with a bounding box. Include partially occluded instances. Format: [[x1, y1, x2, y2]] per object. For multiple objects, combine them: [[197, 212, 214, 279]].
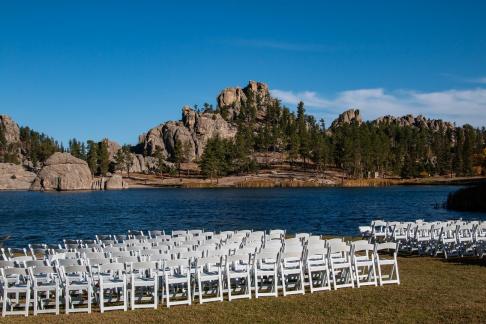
[[1, 1, 486, 145]]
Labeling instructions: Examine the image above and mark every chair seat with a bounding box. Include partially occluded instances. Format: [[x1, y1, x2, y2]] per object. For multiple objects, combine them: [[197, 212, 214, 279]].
[[34, 283, 58, 290], [132, 277, 156, 286], [5, 284, 30, 292], [308, 265, 328, 272], [227, 270, 249, 278]]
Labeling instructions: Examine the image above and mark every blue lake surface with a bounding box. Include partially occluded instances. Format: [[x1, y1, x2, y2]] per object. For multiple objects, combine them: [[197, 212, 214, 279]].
[[0, 186, 485, 247]]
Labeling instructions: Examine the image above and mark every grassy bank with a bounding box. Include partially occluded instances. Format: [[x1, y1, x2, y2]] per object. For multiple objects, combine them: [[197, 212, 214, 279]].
[[5, 257, 486, 323]]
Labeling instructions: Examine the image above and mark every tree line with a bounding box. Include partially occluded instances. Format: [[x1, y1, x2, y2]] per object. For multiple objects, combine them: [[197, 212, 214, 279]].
[[197, 96, 486, 179]]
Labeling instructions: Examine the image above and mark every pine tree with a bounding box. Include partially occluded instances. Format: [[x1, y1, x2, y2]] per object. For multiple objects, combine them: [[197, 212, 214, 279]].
[[98, 141, 110, 176], [171, 139, 184, 177], [86, 140, 98, 175]]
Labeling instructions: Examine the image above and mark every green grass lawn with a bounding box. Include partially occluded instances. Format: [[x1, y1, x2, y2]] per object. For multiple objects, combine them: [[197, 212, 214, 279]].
[[3, 256, 486, 323]]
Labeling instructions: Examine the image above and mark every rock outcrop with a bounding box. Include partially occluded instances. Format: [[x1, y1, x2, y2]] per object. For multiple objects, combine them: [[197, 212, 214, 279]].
[[0, 115, 20, 144], [0, 163, 36, 190], [330, 109, 454, 133], [373, 114, 454, 131], [139, 80, 273, 162], [216, 80, 273, 121], [30, 152, 93, 191], [140, 106, 237, 161], [105, 174, 129, 190], [330, 109, 363, 128]]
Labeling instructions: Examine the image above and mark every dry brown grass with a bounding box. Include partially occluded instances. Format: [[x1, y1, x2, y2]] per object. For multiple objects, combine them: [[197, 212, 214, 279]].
[[2, 256, 486, 323]]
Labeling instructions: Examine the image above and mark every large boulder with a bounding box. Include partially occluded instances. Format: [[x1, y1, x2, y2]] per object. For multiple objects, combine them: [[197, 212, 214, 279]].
[[0, 163, 36, 190], [30, 152, 93, 191], [105, 174, 129, 190]]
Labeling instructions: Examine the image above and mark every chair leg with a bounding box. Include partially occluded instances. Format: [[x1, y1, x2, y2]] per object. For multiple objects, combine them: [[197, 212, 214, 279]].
[[55, 287, 60, 315], [131, 282, 135, 310], [198, 276, 203, 304], [65, 287, 70, 314], [33, 289, 38, 316], [187, 276, 192, 305], [165, 280, 170, 308], [25, 288, 30, 317], [154, 277, 158, 309], [87, 285, 92, 314]]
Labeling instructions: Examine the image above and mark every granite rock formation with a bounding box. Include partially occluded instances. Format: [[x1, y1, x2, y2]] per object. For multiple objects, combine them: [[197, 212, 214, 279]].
[[30, 152, 93, 191], [0, 163, 36, 190]]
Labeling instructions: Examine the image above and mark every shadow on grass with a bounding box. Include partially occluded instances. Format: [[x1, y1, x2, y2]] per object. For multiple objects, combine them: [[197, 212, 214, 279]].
[[440, 256, 486, 267]]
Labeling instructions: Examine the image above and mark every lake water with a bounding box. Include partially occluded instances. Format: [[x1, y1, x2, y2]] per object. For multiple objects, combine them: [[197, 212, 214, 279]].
[[1, 186, 485, 247]]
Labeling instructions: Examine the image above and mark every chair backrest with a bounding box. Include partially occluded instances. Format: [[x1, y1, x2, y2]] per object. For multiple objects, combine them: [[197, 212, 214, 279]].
[[172, 230, 187, 237], [149, 230, 165, 238], [84, 251, 106, 259], [131, 261, 157, 271], [255, 251, 279, 263], [188, 229, 203, 236], [139, 249, 165, 257], [295, 233, 310, 241], [29, 265, 57, 276], [226, 254, 250, 266], [375, 242, 398, 252], [116, 256, 140, 265], [281, 251, 302, 265], [63, 265, 90, 275], [1, 267, 29, 278], [11, 255, 35, 263], [329, 242, 350, 254], [25, 260, 49, 268], [57, 258, 83, 267], [87, 258, 112, 266], [197, 256, 222, 269], [0, 260, 16, 268], [99, 262, 125, 274], [110, 251, 132, 258]]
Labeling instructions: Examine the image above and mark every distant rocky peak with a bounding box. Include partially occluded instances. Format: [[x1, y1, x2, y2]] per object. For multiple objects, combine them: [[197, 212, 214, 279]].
[[216, 80, 273, 121], [330, 109, 363, 128], [373, 114, 454, 131]]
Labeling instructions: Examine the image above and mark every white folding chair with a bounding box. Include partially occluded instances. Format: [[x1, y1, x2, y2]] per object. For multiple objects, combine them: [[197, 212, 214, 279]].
[[163, 259, 191, 307], [61, 265, 93, 314], [374, 242, 400, 286], [130, 261, 158, 310], [253, 252, 279, 298], [225, 254, 252, 301], [351, 242, 377, 288], [279, 251, 305, 296], [29, 265, 60, 315], [195, 256, 223, 304], [1, 267, 31, 317], [98, 263, 127, 313], [305, 247, 331, 293], [328, 243, 354, 290]]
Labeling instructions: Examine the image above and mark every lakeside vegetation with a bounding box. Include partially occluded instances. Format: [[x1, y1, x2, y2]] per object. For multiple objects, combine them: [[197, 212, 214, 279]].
[[446, 184, 486, 212], [3, 257, 485, 323]]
